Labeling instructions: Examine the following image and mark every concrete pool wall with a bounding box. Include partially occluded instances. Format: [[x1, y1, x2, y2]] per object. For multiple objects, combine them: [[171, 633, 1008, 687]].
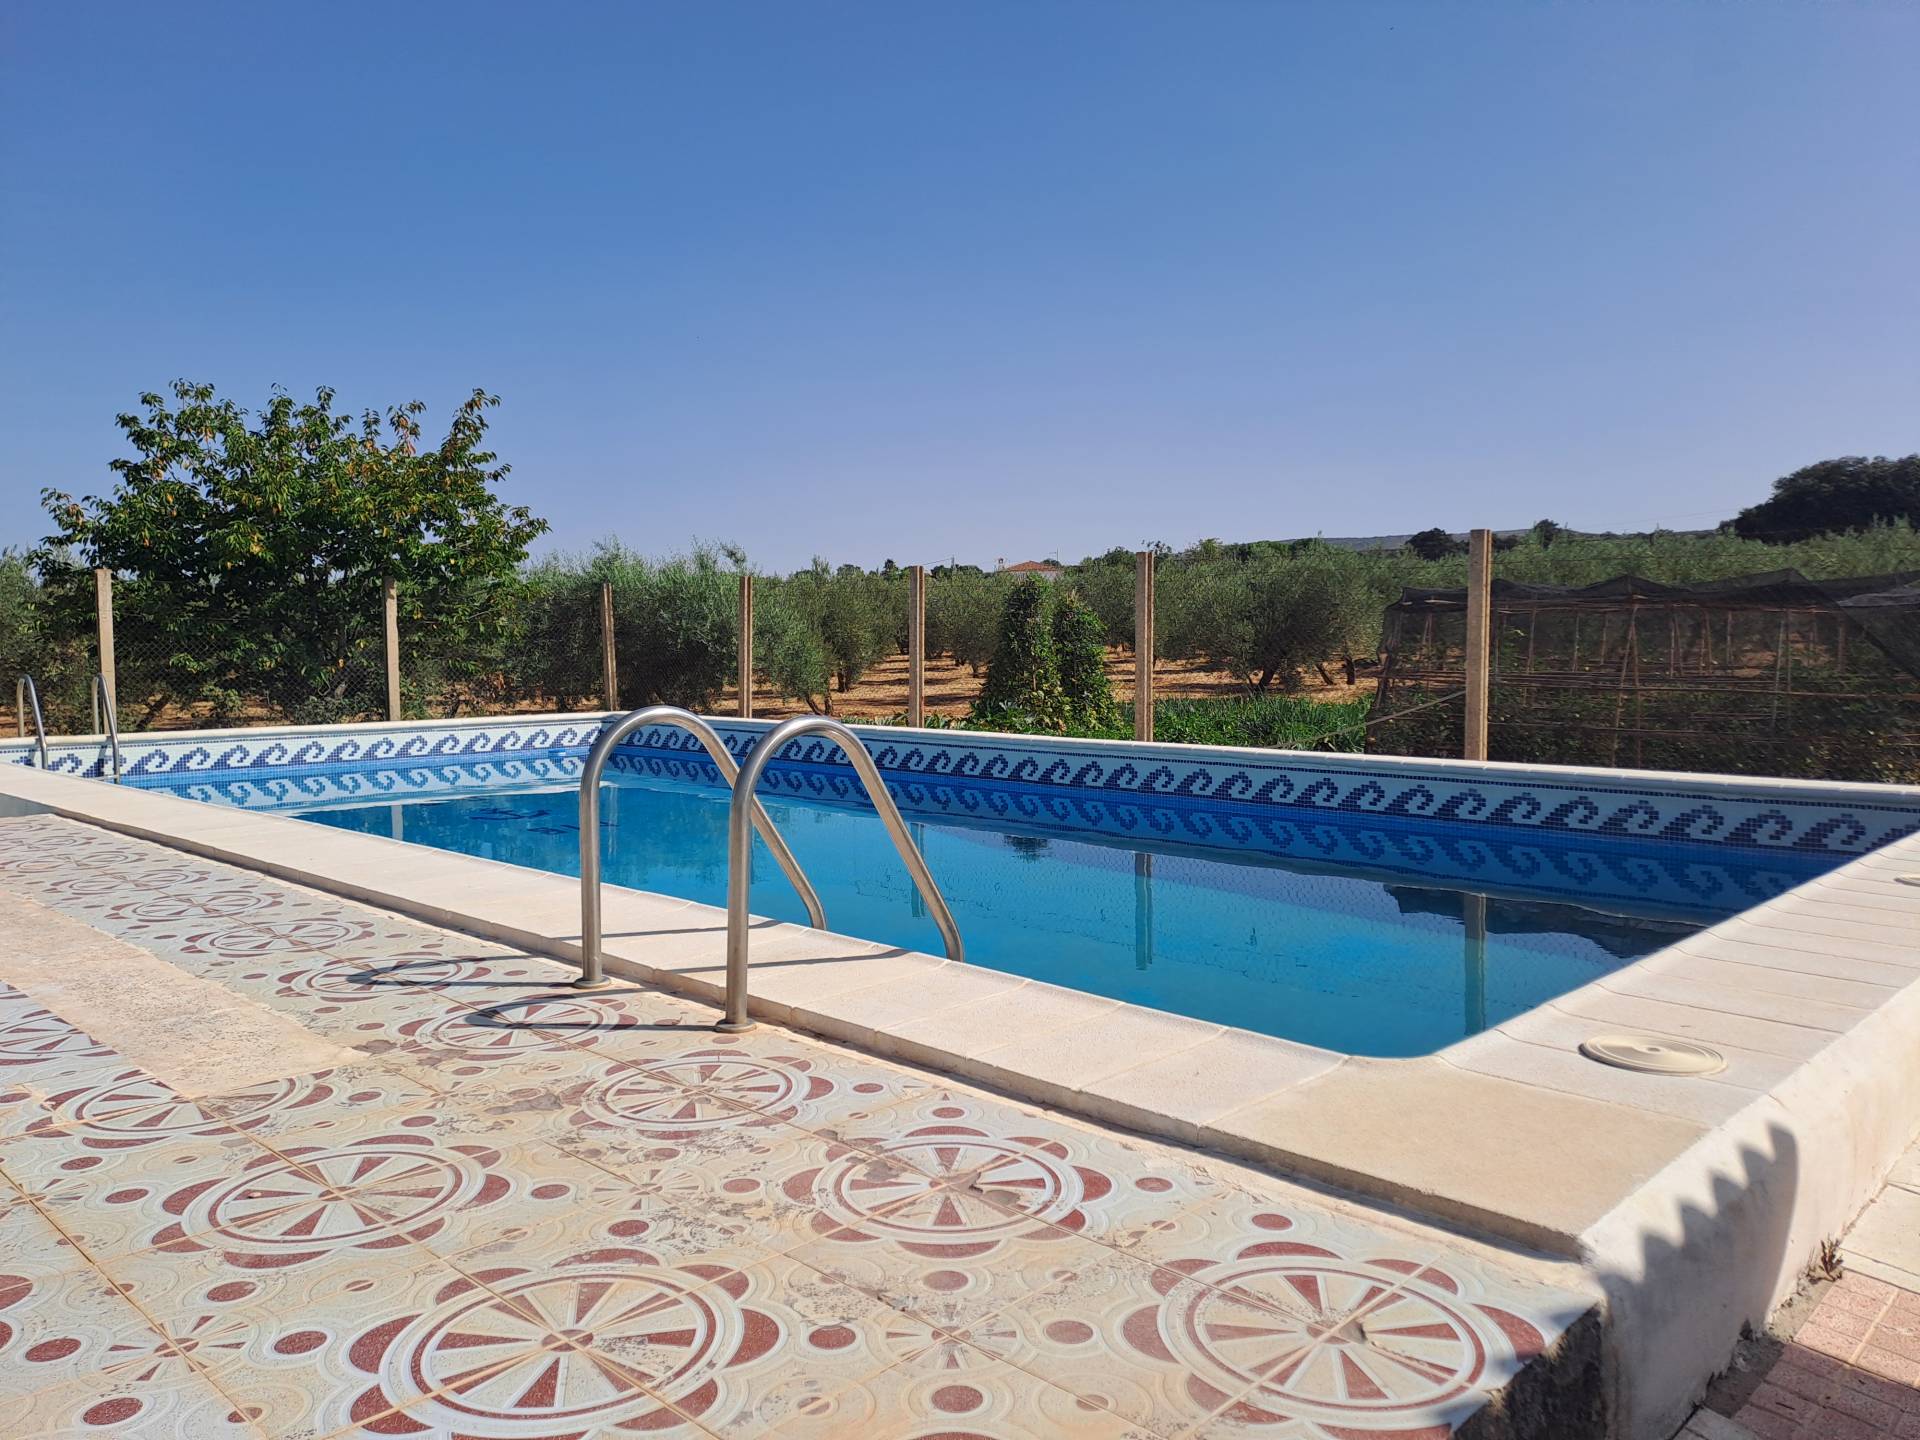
[[5, 713, 1920, 1437]]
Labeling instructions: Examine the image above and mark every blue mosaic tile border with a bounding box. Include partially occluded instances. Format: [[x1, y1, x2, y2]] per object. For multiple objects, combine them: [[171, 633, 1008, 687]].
[[148, 751, 1829, 921], [9, 711, 1919, 857]]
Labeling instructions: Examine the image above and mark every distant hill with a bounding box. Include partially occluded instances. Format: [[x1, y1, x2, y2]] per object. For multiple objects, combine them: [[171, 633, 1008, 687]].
[[1300, 527, 1713, 552]]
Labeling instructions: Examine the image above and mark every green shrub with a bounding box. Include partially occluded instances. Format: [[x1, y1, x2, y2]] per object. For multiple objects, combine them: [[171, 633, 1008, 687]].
[[973, 577, 1064, 731], [1051, 587, 1118, 731]]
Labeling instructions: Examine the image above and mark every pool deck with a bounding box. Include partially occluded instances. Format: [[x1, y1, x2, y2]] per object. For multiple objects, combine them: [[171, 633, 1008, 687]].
[[0, 813, 1598, 1438], [2, 759, 1920, 1436]]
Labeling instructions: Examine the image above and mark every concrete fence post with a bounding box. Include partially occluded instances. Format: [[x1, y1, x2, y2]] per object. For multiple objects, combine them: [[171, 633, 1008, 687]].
[[93, 568, 115, 732], [737, 574, 755, 719], [383, 578, 402, 722], [599, 581, 620, 711], [907, 565, 926, 727], [1134, 551, 1156, 742], [1464, 528, 1492, 761]]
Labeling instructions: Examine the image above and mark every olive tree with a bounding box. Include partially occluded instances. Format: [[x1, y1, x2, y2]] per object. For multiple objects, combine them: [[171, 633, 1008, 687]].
[[37, 382, 546, 723]]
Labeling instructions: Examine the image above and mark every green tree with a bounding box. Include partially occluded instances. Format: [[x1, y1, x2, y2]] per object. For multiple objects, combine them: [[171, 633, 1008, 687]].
[[973, 577, 1065, 729], [1050, 587, 1118, 730], [1403, 527, 1467, 561], [926, 569, 1010, 676], [37, 382, 546, 724], [1162, 552, 1379, 694], [507, 542, 745, 713], [1730, 456, 1920, 541]]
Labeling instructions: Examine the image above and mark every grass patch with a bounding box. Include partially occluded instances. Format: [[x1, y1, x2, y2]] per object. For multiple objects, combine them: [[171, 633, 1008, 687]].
[[895, 692, 1371, 751]]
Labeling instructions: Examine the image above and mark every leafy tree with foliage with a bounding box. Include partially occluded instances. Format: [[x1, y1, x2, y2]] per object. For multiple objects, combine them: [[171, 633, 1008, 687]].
[[1160, 551, 1379, 694], [506, 542, 744, 713], [1068, 551, 1139, 647], [972, 577, 1065, 729], [1403, 527, 1467, 561], [926, 568, 1010, 676], [36, 382, 545, 724], [1729, 456, 1920, 542], [755, 585, 834, 714], [750, 561, 902, 714], [1050, 587, 1118, 730]]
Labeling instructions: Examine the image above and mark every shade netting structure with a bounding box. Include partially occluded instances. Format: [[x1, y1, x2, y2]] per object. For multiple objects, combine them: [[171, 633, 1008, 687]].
[[1366, 570, 1920, 782]]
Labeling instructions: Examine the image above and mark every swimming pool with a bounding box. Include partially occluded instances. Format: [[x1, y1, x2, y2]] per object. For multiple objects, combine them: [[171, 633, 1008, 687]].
[[138, 747, 1851, 1057]]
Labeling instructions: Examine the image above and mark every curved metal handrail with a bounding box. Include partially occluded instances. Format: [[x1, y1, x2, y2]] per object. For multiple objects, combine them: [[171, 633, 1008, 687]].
[[577, 706, 826, 990], [720, 715, 962, 1032], [93, 674, 122, 782], [13, 676, 48, 769]]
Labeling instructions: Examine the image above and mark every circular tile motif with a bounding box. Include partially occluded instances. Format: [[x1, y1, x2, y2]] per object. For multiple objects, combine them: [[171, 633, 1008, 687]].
[[107, 889, 283, 924], [274, 957, 470, 1004], [179, 918, 375, 958], [1160, 1257, 1495, 1423], [397, 1000, 614, 1056], [50, 1074, 299, 1139], [361, 1263, 760, 1429], [580, 1052, 811, 1136], [172, 1146, 491, 1260], [0, 1011, 113, 1068], [809, 1125, 1088, 1246]]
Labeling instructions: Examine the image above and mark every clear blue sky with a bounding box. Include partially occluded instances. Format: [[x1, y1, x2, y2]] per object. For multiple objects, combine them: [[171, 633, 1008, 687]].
[[3, 2, 1914, 570]]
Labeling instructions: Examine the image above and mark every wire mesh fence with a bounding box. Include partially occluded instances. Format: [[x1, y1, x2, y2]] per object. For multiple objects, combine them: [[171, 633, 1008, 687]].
[[1369, 571, 1920, 782], [4, 546, 1918, 784]]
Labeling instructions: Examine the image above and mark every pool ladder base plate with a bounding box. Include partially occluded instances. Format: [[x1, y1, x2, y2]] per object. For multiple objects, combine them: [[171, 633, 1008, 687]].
[[570, 976, 615, 991], [714, 1018, 758, 1034]]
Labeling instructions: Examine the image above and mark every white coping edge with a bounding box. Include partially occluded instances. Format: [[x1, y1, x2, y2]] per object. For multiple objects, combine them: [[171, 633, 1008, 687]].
[[4, 761, 1920, 1439]]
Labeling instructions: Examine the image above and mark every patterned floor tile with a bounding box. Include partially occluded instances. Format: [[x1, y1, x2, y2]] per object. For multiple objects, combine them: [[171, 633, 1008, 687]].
[[0, 1260, 173, 1398], [18, 1064, 190, 1136], [206, 1127, 667, 1272], [770, 1326, 1157, 1438], [0, 999, 128, 1095], [549, 1038, 919, 1167], [0, 1123, 296, 1261], [10, 1359, 266, 1437], [558, 1118, 938, 1257], [0, 819, 1583, 1440], [944, 1252, 1254, 1438], [0, 1183, 96, 1288], [357, 990, 707, 1100], [782, 1182, 1102, 1334], [823, 1087, 1230, 1252], [194, 1063, 450, 1144], [102, 1240, 508, 1434], [346, 1230, 815, 1438], [1164, 1253, 1550, 1438]]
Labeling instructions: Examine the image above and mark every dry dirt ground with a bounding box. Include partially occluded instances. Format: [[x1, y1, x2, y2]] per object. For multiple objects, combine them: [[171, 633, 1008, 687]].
[[4, 651, 1371, 735], [727, 649, 1373, 722]]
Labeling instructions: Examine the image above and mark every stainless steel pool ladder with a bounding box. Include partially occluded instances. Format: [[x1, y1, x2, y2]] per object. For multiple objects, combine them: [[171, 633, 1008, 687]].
[[93, 674, 122, 782], [13, 676, 48, 769], [719, 715, 962, 1033], [576, 706, 827, 990]]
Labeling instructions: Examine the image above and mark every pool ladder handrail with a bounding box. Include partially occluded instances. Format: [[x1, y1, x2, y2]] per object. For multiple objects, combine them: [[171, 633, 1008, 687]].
[[577, 706, 826, 990], [720, 714, 962, 1033], [13, 676, 48, 769], [92, 674, 122, 782]]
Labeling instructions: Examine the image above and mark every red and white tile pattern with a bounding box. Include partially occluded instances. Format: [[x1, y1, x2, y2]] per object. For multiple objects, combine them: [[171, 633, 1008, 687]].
[[0, 815, 1589, 1438]]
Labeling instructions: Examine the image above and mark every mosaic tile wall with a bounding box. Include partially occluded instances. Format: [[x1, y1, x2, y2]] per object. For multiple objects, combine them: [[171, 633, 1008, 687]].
[[6, 712, 1918, 858]]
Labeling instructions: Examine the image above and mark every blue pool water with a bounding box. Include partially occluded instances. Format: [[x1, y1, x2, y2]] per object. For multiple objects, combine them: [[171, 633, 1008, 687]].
[[195, 756, 1852, 1057]]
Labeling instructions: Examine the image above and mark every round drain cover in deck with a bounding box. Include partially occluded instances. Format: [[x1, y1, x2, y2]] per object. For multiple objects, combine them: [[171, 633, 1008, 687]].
[[1579, 1034, 1726, 1076]]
